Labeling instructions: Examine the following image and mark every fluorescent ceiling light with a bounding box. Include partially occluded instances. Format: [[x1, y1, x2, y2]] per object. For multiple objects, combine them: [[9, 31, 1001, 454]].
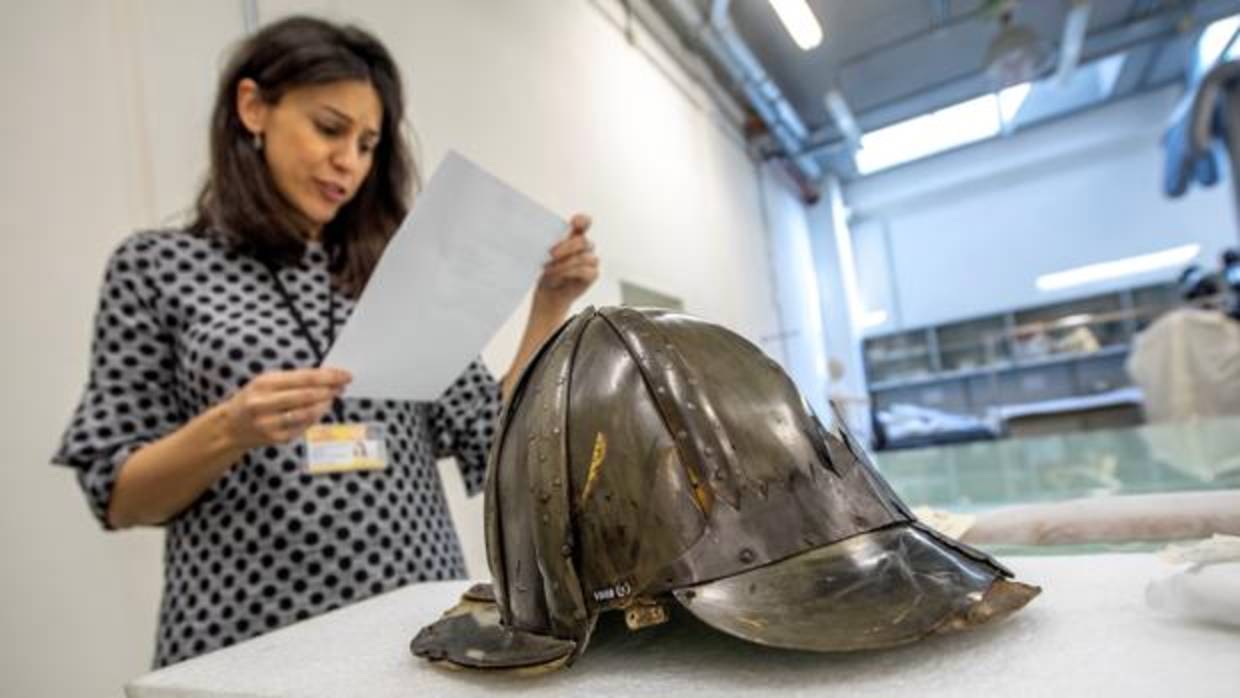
[[998, 82, 1031, 125], [769, 0, 823, 50], [855, 51, 1124, 176], [1197, 14, 1240, 69], [1094, 52, 1126, 96], [855, 94, 1000, 174], [1036, 244, 1201, 292]]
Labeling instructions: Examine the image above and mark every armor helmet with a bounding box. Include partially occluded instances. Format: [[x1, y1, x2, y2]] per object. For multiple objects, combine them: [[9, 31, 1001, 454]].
[[412, 307, 1038, 671]]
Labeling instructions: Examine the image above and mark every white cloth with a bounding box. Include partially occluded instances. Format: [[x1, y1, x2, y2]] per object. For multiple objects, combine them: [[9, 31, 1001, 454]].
[[1127, 309, 1240, 480], [1127, 307, 1240, 422], [126, 555, 1240, 698]]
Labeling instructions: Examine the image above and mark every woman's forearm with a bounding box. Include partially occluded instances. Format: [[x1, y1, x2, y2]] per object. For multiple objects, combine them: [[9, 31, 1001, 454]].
[[107, 368, 346, 528], [502, 213, 597, 400], [106, 403, 248, 529], [502, 296, 572, 401]]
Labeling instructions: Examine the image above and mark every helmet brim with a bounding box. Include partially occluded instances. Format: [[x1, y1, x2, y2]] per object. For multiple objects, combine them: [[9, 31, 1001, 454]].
[[411, 589, 579, 673], [672, 523, 1039, 652]]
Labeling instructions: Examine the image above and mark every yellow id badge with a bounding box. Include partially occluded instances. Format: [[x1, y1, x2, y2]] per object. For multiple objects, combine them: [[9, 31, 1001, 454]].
[[303, 423, 387, 474]]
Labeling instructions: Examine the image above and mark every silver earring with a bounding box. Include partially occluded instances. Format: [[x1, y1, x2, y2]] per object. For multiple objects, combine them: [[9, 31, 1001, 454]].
[[252, 132, 264, 151]]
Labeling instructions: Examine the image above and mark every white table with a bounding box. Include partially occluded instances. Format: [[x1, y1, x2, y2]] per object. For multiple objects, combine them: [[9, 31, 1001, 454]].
[[127, 553, 1240, 698]]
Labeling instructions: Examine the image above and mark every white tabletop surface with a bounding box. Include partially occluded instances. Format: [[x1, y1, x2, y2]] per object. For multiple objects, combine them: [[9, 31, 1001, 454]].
[[127, 553, 1240, 698]]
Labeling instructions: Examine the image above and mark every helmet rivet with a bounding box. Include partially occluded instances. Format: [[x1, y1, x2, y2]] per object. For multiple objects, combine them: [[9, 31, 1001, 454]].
[[739, 548, 755, 564]]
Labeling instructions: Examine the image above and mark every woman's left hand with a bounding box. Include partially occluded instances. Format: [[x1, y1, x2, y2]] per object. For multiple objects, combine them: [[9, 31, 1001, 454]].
[[503, 214, 600, 400], [534, 213, 599, 311]]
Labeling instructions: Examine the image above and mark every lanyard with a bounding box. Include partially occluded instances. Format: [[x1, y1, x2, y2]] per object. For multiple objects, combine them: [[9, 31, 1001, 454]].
[[265, 260, 345, 422]]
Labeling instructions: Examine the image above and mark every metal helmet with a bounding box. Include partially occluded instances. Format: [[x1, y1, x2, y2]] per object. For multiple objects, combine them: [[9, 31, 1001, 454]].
[[412, 306, 1038, 672]]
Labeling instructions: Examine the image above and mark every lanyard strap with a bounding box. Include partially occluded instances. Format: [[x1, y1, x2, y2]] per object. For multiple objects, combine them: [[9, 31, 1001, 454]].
[[265, 261, 345, 423], [266, 264, 335, 363]]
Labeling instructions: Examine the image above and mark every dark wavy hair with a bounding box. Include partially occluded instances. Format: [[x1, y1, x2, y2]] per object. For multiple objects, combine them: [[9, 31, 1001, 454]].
[[190, 15, 416, 297]]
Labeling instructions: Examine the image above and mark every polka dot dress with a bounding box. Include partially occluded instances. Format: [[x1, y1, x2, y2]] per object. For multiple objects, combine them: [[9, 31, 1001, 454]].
[[52, 229, 501, 667]]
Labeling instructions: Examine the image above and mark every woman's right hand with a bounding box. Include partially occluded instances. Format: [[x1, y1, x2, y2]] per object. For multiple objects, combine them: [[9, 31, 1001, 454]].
[[221, 367, 352, 449]]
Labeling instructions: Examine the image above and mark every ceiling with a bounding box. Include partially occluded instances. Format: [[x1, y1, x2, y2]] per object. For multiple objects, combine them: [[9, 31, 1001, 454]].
[[647, 0, 1240, 180]]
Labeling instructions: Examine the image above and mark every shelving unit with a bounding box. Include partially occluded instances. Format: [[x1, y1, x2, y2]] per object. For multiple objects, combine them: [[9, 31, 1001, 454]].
[[863, 282, 1179, 426]]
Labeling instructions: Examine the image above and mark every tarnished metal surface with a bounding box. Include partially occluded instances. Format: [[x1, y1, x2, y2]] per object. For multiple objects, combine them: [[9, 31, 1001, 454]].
[[593, 307, 913, 594], [459, 582, 495, 603], [488, 310, 592, 643], [413, 306, 1039, 672], [410, 591, 576, 671], [673, 524, 1037, 651], [566, 313, 710, 610]]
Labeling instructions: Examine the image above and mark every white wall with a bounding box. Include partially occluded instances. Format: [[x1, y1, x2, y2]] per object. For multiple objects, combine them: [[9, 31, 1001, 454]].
[[2, 1, 808, 695], [806, 177, 872, 437], [1, 3, 240, 697], [844, 87, 1238, 333], [758, 163, 831, 418]]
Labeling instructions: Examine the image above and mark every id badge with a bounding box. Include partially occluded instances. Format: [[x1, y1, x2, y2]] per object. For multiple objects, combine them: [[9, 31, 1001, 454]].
[[303, 423, 388, 474]]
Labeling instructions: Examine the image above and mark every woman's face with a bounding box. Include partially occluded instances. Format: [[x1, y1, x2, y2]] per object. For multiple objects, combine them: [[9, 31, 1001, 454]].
[[238, 79, 383, 232]]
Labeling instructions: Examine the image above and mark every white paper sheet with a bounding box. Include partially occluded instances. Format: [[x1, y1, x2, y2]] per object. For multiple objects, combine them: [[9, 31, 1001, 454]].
[[323, 151, 565, 400]]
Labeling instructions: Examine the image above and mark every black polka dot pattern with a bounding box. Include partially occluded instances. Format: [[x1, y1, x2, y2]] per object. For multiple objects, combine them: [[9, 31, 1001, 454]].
[[52, 230, 500, 667]]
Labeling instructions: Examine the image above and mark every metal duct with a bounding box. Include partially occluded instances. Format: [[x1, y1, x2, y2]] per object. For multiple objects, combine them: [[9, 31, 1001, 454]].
[[663, 0, 822, 184]]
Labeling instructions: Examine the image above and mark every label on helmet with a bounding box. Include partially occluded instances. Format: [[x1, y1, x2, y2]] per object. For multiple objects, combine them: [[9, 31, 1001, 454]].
[[592, 580, 633, 603]]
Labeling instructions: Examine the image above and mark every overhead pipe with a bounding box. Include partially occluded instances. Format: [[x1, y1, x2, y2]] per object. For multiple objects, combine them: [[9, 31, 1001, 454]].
[[1055, 0, 1093, 85], [664, 0, 823, 196], [796, 0, 1240, 160], [594, 0, 749, 135]]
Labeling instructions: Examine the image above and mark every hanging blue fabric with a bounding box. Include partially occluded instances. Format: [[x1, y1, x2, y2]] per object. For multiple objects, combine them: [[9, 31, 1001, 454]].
[[1162, 113, 1219, 197], [1162, 59, 1240, 199]]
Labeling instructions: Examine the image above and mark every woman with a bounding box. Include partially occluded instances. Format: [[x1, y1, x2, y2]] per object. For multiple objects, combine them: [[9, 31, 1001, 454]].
[[52, 16, 598, 667]]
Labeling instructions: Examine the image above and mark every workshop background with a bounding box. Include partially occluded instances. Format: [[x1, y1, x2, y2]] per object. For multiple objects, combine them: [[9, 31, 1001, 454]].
[[3, 1, 1239, 695]]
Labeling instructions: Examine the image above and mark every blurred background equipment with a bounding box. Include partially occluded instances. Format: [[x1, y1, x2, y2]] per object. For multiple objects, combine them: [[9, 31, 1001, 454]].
[[1176, 263, 1221, 301], [1163, 57, 1240, 242], [1126, 302, 1240, 423], [1223, 247, 1240, 316], [982, 0, 1053, 88], [633, 2, 1240, 577], [874, 402, 998, 450]]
